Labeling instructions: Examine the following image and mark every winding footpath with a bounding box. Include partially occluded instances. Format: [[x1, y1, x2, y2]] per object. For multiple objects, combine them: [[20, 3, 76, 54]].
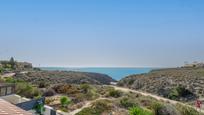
[[68, 98, 110, 115], [111, 85, 204, 114], [61, 86, 204, 115]]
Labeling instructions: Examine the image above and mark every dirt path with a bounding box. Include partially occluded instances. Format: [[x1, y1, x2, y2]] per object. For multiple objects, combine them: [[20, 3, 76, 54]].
[[60, 86, 204, 115], [68, 98, 109, 115], [112, 85, 204, 114]]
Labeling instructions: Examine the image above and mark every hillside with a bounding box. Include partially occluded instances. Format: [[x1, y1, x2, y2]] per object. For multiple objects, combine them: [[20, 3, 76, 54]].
[[1, 59, 203, 114], [0, 58, 115, 85], [118, 67, 204, 102], [14, 70, 115, 85]]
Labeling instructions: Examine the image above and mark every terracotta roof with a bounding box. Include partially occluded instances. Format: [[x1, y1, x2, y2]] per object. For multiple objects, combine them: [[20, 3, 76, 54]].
[[0, 99, 32, 115]]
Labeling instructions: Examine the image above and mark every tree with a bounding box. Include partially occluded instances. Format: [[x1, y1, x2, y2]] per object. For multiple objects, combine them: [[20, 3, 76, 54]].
[[60, 96, 71, 107], [9, 57, 15, 69]]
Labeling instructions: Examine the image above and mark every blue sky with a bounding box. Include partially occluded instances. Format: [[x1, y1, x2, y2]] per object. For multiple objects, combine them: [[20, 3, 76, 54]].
[[0, 0, 204, 67]]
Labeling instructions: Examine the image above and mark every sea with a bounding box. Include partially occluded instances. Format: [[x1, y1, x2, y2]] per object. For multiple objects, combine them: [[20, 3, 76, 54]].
[[40, 67, 154, 81]]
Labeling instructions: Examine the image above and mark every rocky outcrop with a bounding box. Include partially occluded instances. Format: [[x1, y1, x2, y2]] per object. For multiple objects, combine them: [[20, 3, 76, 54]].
[[14, 70, 116, 85], [118, 68, 204, 102]]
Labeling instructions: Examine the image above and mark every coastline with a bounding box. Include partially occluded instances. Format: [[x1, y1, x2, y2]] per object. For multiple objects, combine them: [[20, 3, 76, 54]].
[[39, 67, 153, 80]]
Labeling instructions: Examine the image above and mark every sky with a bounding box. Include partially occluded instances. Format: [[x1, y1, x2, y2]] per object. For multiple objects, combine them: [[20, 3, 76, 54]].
[[0, 0, 204, 67]]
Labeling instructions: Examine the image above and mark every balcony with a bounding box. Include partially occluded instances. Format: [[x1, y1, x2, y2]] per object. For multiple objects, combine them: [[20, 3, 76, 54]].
[[0, 83, 15, 96]]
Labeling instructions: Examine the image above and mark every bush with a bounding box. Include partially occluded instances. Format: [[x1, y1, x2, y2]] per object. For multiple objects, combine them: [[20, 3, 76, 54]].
[[0, 67, 3, 73], [76, 107, 98, 115], [53, 84, 79, 94], [128, 79, 135, 85], [60, 96, 71, 107], [43, 88, 56, 97], [80, 84, 99, 100], [109, 89, 122, 98], [80, 84, 91, 93], [168, 86, 194, 100], [77, 99, 112, 115], [16, 82, 41, 98], [3, 77, 24, 83], [129, 106, 153, 115], [157, 104, 180, 115], [150, 102, 163, 115], [120, 97, 136, 108], [92, 100, 112, 113], [38, 81, 49, 88], [176, 104, 200, 115], [45, 98, 55, 105], [4, 77, 16, 83], [87, 88, 99, 100], [33, 100, 45, 115]]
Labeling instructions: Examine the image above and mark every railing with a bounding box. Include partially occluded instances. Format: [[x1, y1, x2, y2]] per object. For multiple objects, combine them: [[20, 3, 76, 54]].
[[0, 83, 15, 96]]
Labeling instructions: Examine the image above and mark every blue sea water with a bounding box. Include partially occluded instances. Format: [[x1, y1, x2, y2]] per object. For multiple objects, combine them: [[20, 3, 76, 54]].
[[40, 67, 153, 81]]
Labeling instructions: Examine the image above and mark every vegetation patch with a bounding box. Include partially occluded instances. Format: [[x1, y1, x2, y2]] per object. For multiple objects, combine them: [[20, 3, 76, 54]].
[[129, 106, 153, 115], [168, 86, 194, 100], [176, 104, 201, 115], [120, 97, 137, 108], [108, 89, 122, 98], [76, 99, 112, 115]]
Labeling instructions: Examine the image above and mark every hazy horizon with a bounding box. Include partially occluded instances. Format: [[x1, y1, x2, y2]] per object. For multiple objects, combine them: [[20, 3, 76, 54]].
[[0, 0, 204, 67]]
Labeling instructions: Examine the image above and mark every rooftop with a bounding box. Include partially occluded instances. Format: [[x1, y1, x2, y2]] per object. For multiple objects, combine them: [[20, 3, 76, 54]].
[[0, 99, 32, 115]]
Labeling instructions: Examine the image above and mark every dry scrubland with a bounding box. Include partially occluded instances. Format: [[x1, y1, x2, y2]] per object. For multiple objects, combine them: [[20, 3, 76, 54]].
[[118, 67, 204, 104], [1, 59, 203, 115]]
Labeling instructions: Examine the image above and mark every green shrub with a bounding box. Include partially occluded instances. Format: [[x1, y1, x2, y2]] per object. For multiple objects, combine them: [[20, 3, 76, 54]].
[[53, 84, 79, 94], [168, 86, 193, 100], [120, 97, 136, 108], [128, 79, 135, 85], [156, 104, 180, 115], [80, 84, 99, 100], [109, 89, 122, 98], [4, 77, 16, 83], [150, 102, 163, 115], [33, 101, 45, 115], [92, 100, 112, 113], [38, 81, 49, 88], [16, 82, 41, 98], [0, 67, 3, 73], [176, 104, 200, 115], [60, 96, 71, 107], [76, 107, 98, 115], [129, 106, 153, 115], [5, 64, 12, 69], [3, 77, 24, 83], [86, 88, 99, 100], [80, 84, 91, 93], [77, 99, 112, 115]]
